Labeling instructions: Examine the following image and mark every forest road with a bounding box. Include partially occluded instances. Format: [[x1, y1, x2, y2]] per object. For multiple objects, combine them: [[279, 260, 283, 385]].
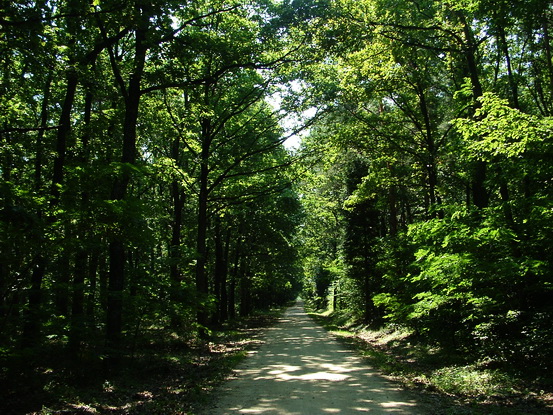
[[199, 301, 421, 414]]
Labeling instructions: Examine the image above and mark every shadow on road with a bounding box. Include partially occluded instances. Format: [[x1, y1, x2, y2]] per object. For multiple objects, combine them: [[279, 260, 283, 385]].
[[202, 302, 420, 414]]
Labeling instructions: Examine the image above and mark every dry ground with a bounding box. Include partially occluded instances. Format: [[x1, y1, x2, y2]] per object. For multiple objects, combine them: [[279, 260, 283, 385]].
[[200, 301, 421, 414]]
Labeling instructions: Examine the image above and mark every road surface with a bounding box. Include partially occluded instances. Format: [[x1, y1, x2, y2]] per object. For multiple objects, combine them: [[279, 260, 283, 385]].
[[200, 301, 421, 414]]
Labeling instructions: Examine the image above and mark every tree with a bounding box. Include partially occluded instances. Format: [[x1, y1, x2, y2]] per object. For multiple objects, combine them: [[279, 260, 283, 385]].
[[0, 0, 308, 368], [296, 0, 553, 370]]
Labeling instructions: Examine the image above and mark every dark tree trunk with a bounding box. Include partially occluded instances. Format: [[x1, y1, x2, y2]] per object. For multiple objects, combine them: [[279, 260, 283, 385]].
[[20, 256, 46, 348], [239, 265, 251, 317], [69, 89, 94, 357], [85, 250, 99, 320], [54, 255, 70, 317], [169, 182, 185, 328], [543, 13, 553, 114], [51, 70, 78, 204], [98, 254, 108, 311], [497, 25, 520, 109], [472, 161, 489, 209], [458, 12, 483, 101], [363, 264, 372, 323], [23, 63, 78, 349], [213, 217, 223, 325], [228, 238, 241, 320], [19, 75, 52, 347], [47, 58, 79, 333], [213, 219, 231, 324], [387, 164, 398, 235], [106, 241, 125, 357], [457, 11, 489, 209], [416, 82, 439, 212], [195, 117, 212, 331], [105, 18, 147, 361], [34, 74, 52, 191], [220, 230, 231, 322], [68, 249, 87, 357], [427, 165, 438, 210]]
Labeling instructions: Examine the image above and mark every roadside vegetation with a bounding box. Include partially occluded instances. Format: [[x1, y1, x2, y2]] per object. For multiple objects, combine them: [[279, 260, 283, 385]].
[[0, 307, 285, 415], [309, 306, 553, 415]]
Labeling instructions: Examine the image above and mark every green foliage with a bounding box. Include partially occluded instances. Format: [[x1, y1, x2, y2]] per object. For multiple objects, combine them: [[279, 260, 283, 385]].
[[3, 0, 553, 409], [0, 0, 307, 388], [455, 93, 553, 161], [296, 0, 553, 383], [431, 365, 518, 397]]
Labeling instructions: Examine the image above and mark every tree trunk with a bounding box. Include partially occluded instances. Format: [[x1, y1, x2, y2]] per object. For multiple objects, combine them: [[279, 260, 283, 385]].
[[85, 250, 99, 321], [23, 63, 79, 348], [471, 161, 489, 209], [416, 82, 438, 212], [195, 117, 212, 331], [106, 240, 125, 357], [387, 161, 398, 235], [239, 264, 251, 317], [69, 89, 94, 357], [19, 74, 52, 347], [458, 12, 483, 100], [54, 255, 70, 317], [51, 70, 78, 204], [105, 18, 147, 361], [228, 237, 241, 320], [497, 25, 520, 109], [169, 182, 185, 328], [543, 12, 553, 114], [98, 253, 108, 311], [213, 217, 223, 325], [68, 249, 87, 357], [220, 230, 231, 322], [363, 267, 372, 323], [457, 11, 488, 209], [34, 74, 52, 191], [239, 249, 254, 317], [213, 219, 231, 324], [20, 256, 46, 348]]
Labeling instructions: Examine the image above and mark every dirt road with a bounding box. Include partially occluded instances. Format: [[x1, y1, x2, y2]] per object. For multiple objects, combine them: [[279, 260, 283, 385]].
[[201, 301, 421, 414]]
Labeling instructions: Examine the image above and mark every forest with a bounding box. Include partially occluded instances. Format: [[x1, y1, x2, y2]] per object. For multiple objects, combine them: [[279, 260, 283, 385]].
[[1, 0, 552, 413]]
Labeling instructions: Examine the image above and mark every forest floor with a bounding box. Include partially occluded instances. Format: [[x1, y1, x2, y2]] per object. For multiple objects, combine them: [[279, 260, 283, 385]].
[[199, 301, 553, 415], [0, 308, 284, 415], [199, 300, 421, 414], [2, 301, 552, 414], [308, 308, 553, 415]]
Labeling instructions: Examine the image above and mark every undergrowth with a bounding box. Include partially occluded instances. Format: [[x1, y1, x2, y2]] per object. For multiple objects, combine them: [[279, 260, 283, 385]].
[[308, 308, 553, 415], [0, 307, 286, 415]]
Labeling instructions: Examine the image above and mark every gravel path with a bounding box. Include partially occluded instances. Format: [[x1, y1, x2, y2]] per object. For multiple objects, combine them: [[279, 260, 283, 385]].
[[201, 301, 421, 414]]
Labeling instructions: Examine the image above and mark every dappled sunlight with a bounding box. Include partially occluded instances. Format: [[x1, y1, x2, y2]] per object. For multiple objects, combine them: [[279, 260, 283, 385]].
[[203, 303, 421, 414], [267, 365, 302, 375], [278, 371, 349, 381], [380, 402, 419, 409]]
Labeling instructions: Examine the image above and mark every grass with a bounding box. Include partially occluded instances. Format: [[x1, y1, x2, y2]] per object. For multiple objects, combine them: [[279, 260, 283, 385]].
[[430, 365, 517, 397], [308, 308, 553, 415], [0, 307, 287, 415]]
